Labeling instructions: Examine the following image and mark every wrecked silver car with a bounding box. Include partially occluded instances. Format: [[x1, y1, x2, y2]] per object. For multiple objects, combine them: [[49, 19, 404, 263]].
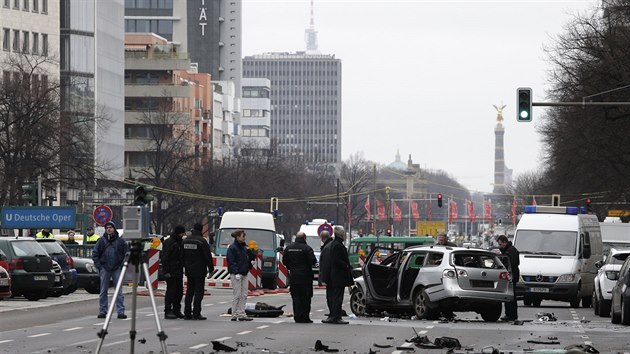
[[350, 245, 514, 322]]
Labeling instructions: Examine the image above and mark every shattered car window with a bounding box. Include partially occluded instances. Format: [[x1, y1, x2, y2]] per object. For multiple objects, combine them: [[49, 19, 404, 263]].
[[453, 252, 504, 269]]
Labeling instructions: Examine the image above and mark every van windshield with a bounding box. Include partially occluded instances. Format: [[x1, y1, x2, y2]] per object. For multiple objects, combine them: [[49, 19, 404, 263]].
[[304, 236, 322, 251], [514, 230, 577, 256], [217, 228, 275, 250]]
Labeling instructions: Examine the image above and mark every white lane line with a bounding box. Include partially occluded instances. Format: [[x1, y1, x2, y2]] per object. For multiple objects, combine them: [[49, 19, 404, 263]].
[[27, 333, 51, 338], [69, 339, 99, 346], [146, 314, 154, 317], [189, 343, 209, 349], [256, 325, 269, 329], [204, 303, 214, 307], [0, 340, 14, 344], [237, 331, 252, 335], [391, 342, 415, 354], [316, 309, 325, 312], [93, 322, 105, 325], [273, 320, 284, 324], [585, 341, 592, 345], [419, 330, 427, 334], [425, 325, 434, 329], [214, 336, 232, 341], [63, 327, 83, 332], [103, 340, 128, 347], [432, 320, 440, 324], [218, 301, 229, 304]]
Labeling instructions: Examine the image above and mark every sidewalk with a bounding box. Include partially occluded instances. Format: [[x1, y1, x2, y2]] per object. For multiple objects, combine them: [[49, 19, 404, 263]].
[[0, 287, 133, 314]]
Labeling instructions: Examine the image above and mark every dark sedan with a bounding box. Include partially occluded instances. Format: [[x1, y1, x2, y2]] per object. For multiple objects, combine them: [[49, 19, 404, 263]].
[[0, 237, 55, 301], [611, 255, 630, 325]]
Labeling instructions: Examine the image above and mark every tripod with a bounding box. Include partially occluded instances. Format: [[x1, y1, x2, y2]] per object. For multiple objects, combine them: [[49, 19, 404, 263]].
[[95, 240, 168, 354]]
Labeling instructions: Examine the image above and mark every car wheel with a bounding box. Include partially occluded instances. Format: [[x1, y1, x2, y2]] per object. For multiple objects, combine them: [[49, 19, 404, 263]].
[[85, 285, 100, 294], [599, 299, 611, 318], [413, 289, 439, 320], [622, 300, 630, 325], [350, 287, 370, 316], [581, 294, 592, 308], [532, 299, 542, 307], [523, 297, 532, 306], [593, 290, 599, 316], [64, 284, 78, 295], [480, 303, 502, 322], [570, 285, 582, 308]]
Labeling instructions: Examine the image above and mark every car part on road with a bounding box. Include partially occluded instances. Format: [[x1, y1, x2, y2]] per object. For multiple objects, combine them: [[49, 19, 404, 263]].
[[212, 340, 237, 352], [536, 311, 557, 321], [314, 339, 339, 352]]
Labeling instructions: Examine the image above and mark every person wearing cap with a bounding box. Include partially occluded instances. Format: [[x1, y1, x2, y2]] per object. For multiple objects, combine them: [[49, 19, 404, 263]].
[[85, 226, 100, 244], [182, 223, 214, 320], [92, 221, 128, 319], [227, 229, 254, 321], [162, 225, 186, 319], [63, 230, 79, 245]]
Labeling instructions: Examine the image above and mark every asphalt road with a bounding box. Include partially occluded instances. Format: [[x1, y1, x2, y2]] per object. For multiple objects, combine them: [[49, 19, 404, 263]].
[[1, 286, 630, 354]]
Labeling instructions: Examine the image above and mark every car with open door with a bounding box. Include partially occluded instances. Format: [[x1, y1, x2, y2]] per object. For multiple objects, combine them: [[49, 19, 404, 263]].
[[350, 245, 513, 322]]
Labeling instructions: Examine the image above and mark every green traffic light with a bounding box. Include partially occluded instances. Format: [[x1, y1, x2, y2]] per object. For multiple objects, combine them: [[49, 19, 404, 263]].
[[520, 111, 529, 119]]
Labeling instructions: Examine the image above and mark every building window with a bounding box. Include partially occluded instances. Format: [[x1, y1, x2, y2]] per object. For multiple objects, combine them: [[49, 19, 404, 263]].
[[22, 0, 27, 11], [42, 33, 47, 56], [22, 31, 29, 53], [13, 0, 18, 9], [32, 0, 37, 12], [31, 32, 38, 54], [12, 30, 19, 52], [2, 28, 9, 51], [41, 0, 46, 13], [3, 0, 9, 8]]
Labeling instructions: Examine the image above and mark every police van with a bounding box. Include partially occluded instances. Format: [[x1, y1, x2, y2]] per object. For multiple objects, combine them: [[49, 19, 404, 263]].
[[215, 210, 280, 289], [513, 205, 603, 308]]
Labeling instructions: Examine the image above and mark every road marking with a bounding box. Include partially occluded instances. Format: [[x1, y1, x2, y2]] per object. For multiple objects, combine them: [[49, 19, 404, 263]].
[[146, 314, 154, 317], [256, 325, 269, 329], [419, 330, 427, 334], [63, 327, 83, 332], [214, 337, 232, 341], [103, 340, 128, 347], [316, 309, 325, 312], [432, 320, 440, 324], [204, 303, 214, 307], [425, 325, 434, 329], [0, 340, 14, 344], [93, 322, 105, 325], [69, 339, 99, 346], [585, 341, 592, 345], [219, 301, 229, 304], [273, 320, 284, 324], [27, 333, 51, 338], [189, 343, 209, 349], [237, 331, 252, 335], [392, 342, 414, 354]]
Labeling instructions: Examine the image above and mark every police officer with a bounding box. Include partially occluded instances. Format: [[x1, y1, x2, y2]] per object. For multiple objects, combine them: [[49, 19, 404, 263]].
[[36, 229, 54, 238], [182, 223, 214, 320], [283, 231, 317, 323], [85, 227, 100, 244], [162, 225, 186, 319]]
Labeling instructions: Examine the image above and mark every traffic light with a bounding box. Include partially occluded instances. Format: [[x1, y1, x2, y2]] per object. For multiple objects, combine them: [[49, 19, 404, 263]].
[[21, 183, 38, 205], [586, 199, 592, 213], [133, 184, 154, 206], [437, 194, 443, 208], [517, 87, 532, 122], [386, 229, 392, 236]]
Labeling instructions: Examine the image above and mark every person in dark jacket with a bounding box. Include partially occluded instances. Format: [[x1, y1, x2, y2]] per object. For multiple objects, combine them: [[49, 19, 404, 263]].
[[162, 225, 186, 319], [497, 235, 520, 321], [283, 231, 317, 323], [92, 221, 128, 319], [317, 230, 332, 286], [436, 233, 457, 247], [182, 223, 214, 320], [319, 226, 353, 324], [227, 229, 254, 321]]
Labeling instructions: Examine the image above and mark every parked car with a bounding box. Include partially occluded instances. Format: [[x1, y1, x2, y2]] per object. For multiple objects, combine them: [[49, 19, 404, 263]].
[[73, 256, 100, 294], [36, 239, 78, 295], [0, 265, 11, 300], [350, 245, 513, 322], [0, 237, 55, 301], [611, 255, 630, 325], [593, 248, 630, 317], [48, 260, 65, 297]]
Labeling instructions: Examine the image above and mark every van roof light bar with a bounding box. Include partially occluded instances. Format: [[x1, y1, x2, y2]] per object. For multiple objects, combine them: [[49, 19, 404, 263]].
[[523, 205, 579, 215]]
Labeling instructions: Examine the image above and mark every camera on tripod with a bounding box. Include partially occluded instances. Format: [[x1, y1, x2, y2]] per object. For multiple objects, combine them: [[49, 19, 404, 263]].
[[122, 206, 150, 240]]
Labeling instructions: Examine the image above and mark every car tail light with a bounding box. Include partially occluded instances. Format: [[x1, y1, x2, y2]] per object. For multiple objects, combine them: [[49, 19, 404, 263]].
[[605, 271, 618, 280], [66, 255, 74, 268], [9, 259, 23, 270], [499, 272, 510, 281], [457, 269, 468, 277]]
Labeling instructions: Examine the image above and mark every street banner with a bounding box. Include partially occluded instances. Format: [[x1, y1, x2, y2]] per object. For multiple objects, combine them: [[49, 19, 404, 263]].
[[484, 199, 492, 222], [449, 200, 458, 224], [467, 200, 476, 223], [364, 196, 371, 221], [393, 201, 402, 222], [411, 201, 420, 222], [377, 199, 385, 221]]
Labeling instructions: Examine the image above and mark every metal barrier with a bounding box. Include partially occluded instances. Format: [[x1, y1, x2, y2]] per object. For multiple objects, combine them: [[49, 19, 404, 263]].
[[65, 244, 95, 259]]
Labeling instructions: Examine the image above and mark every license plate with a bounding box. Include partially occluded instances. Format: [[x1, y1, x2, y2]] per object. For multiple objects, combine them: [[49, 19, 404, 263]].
[[0, 278, 8, 286], [34, 275, 48, 281], [529, 287, 549, 293], [55, 276, 61, 282]]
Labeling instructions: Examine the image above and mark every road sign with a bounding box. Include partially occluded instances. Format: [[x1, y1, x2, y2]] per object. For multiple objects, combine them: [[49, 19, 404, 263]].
[[93, 204, 113, 226], [1, 206, 76, 229], [317, 223, 333, 235], [416, 221, 447, 236]]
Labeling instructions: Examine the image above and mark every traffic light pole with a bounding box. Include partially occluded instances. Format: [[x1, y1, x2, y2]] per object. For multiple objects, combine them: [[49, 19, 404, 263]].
[[37, 175, 42, 206]]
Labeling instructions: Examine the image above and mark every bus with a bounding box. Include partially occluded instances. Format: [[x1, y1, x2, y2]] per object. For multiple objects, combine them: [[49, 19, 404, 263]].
[[348, 235, 435, 268]]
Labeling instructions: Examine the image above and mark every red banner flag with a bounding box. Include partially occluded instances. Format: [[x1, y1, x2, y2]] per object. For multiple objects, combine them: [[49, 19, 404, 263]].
[[484, 199, 492, 222], [467, 200, 476, 223], [449, 200, 458, 223], [393, 201, 402, 223], [512, 195, 517, 225], [532, 195, 537, 206], [411, 201, 420, 222], [377, 199, 385, 221], [364, 196, 371, 221]]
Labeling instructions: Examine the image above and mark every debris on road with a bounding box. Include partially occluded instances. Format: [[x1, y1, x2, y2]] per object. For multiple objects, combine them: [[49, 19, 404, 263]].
[[527, 338, 561, 345], [226, 302, 285, 318], [373, 343, 392, 348], [314, 339, 339, 352], [212, 340, 238, 352], [565, 343, 600, 353], [535, 312, 557, 321]]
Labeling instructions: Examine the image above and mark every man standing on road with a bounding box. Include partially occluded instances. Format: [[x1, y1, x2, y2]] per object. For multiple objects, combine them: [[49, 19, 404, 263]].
[[227, 229, 254, 321], [436, 233, 457, 247], [319, 226, 353, 325], [497, 235, 520, 321], [283, 231, 317, 323], [92, 221, 128, 319], [182, 223, 214, 320], [85, 226, 100, 244], [317, 230, 332, 286], [162, 225, 186, 319]]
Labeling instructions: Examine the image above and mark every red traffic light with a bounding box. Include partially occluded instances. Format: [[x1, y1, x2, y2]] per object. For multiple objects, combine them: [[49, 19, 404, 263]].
[[437, 194, 443, 208]]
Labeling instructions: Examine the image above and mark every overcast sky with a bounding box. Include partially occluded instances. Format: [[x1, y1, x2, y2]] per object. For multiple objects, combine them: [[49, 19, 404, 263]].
[[242, 0, 600, 193]]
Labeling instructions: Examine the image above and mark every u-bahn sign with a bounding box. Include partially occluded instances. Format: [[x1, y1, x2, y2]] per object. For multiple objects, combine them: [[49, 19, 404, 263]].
[[93, 204, 113, 226], [1, 206, 75, 229]]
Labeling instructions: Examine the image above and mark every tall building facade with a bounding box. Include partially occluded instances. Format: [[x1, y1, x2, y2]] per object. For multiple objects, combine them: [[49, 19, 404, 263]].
[[124, 0, 242, 95], [239, 77, 271, 155], [242, 52, 342, 162]]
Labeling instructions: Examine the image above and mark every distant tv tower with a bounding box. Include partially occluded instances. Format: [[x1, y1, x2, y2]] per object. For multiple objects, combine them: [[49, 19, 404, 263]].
[[304, 0, 319, 53]]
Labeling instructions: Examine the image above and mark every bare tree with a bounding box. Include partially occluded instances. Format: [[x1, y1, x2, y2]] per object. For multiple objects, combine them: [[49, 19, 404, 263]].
[[339, 152, 374, 229]]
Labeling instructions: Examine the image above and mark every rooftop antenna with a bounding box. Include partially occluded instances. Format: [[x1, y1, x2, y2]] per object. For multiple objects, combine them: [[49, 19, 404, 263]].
[[304, 0, 319, 53]]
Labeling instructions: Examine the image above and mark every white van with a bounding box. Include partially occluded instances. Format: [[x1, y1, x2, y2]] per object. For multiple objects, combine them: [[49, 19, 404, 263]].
[[513, 205, 603, 308], [599, 222, 630, 257], [216, 210, 279, 289]]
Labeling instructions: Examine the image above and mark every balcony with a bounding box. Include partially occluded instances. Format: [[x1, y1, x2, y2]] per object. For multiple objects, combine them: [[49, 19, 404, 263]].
[[125, 52, 191, 71], [125, 84, 192, 98]]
